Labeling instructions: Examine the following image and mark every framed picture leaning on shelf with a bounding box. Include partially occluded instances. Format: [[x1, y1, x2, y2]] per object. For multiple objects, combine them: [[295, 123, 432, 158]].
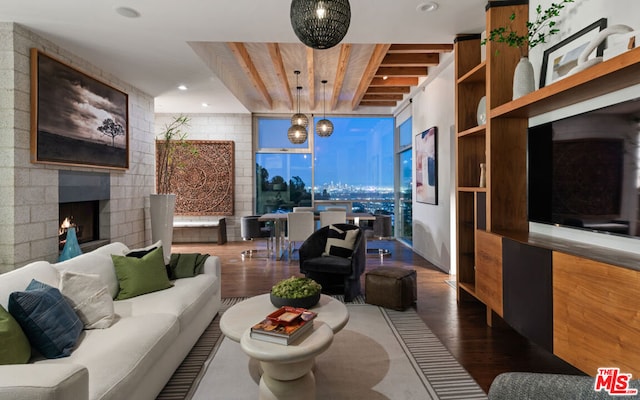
[[415, 126, 438, 205], [540, 18, 608, 88]]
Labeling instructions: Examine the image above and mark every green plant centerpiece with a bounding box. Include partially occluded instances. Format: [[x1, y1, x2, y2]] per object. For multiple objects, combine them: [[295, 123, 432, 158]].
[[482, 0, 574, 57], [270, 276, 322, 309]]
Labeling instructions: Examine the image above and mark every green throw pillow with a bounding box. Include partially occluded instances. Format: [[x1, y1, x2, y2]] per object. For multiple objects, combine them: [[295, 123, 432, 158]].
[[0, 305, 30, 364], [169, 253, 210, 279], [112, 246, 173, 300]]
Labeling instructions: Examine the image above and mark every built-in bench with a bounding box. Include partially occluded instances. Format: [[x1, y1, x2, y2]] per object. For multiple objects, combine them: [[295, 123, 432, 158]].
[[173, 218, 227, 245]]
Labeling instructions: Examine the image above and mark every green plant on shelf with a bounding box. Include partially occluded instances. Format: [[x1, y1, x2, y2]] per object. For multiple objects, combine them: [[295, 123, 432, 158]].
[[482, 0, 575, 57]]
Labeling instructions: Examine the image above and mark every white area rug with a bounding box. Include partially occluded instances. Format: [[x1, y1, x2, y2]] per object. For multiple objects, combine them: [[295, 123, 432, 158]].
[[189, 304, 486, 400]]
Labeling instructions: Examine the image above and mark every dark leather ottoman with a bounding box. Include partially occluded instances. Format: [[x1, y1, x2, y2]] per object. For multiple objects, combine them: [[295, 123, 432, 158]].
[[365, 267, 417, 310]]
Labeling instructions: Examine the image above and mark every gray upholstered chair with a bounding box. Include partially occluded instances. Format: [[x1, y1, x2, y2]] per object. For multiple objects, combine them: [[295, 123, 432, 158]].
[[488, 372, 640, 400], [298, 223, 365, 301], [240, 215, 272, 258]]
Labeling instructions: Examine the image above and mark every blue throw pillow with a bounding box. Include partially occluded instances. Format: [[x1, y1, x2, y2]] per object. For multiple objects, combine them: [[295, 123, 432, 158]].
[[8, 279, 83, 359]]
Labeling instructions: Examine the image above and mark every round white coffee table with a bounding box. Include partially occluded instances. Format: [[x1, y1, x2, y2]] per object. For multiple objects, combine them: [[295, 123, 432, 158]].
[[220, 294, 349, 400], [220, 293, 349, 342], [241, 322, 333, 400]]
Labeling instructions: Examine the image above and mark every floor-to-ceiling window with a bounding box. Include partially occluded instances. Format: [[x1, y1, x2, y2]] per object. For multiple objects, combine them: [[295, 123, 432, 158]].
[[254, 115, 394, 222], [255, 117, 312, 214], [397, 117, 413, 243], [313, 116, 394, 216]]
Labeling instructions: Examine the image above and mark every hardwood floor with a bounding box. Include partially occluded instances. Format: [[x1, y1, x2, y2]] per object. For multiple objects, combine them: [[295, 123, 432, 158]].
[[172, 239, 583, 393]]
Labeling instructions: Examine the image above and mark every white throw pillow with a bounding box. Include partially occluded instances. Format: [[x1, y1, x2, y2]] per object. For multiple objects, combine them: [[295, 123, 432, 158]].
[[323, 225, 359, 258], [59, 271, 115, 329]]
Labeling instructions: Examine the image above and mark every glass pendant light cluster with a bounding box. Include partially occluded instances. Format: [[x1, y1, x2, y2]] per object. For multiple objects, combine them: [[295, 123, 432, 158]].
[[288, 70, 308, 144], [290, 0, 351, 50], [315, 80, 333, 137]]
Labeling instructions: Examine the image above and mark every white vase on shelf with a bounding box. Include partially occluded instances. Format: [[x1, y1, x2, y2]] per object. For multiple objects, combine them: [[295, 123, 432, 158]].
[[512, 57, 535, 99]]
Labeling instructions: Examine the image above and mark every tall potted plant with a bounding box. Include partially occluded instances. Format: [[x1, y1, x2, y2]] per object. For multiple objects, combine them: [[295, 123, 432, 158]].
[[483, 0, 574, 98], [151, 115, 191, 263]]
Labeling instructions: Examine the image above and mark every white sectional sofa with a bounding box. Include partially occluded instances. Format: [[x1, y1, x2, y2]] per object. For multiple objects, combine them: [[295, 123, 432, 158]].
[[0, 242, 221, 400]]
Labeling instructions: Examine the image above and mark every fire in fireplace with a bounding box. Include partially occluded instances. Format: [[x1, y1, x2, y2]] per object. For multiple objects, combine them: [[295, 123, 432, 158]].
[[59, 201, 99, 249]]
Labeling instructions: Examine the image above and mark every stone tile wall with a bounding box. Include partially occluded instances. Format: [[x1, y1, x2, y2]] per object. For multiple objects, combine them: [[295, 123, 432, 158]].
[[0, 23, 155, 272]]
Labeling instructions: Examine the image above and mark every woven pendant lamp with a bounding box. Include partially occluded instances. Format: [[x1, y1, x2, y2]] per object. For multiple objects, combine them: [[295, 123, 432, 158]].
[[290, 0, 351, 50], [288, 71, 308, 144], [315, 80, 333, 137]]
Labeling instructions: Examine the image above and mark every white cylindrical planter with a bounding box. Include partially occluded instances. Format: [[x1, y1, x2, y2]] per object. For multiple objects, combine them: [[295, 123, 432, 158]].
[[150, 193, 176, 263], [512, 57, 535, 99]]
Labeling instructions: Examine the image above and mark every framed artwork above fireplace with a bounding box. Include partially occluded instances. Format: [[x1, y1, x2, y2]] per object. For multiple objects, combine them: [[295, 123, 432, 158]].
[[30, 48, 129, 170]]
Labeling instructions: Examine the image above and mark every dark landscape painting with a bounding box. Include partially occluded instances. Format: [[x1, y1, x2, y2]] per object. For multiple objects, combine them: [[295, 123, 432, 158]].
[[31, 49, 129, 169]]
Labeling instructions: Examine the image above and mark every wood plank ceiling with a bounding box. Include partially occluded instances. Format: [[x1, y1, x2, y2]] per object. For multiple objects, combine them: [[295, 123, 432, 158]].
[[222, 42, 453, 114]]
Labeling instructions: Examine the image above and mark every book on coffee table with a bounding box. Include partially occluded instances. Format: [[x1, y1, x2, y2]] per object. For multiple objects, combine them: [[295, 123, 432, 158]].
[[250, 306, 317, 345]]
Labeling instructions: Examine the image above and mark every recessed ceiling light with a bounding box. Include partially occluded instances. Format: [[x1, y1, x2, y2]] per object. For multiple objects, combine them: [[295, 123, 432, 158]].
[[177, 85, 188, 91], [202, 103, 209, 107], [416, 2, 439, 12], [115, 7, 141, 18]]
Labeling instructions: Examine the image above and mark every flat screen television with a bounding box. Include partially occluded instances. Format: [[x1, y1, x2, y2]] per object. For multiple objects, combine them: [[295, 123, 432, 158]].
[[528, 98, 640, 239]]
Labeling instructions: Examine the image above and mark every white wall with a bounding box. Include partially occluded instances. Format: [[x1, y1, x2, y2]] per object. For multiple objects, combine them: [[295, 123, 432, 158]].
[[154, 113, 252, 241], [0, 23, 155, 272], [407, 53, 455, 273]]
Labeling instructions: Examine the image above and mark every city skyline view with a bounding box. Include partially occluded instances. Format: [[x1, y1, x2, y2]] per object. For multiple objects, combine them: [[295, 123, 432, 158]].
[[256, 115, 397, 217], [257, 116, 395, 188]]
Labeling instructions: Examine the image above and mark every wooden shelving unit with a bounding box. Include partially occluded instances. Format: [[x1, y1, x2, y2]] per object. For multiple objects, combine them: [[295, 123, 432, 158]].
[[454, 0, 640, 377], [454, 1, 528, 302]]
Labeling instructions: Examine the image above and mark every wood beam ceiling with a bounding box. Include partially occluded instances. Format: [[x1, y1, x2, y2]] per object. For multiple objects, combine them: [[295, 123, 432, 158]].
[[366, 86, 411, 94], [227, 42, 273, 109], [267, 43, 292, 110], [388, 43, 454, 53], [375, 67, 428, 77], [224, 42, 453, 112], [369, 77, 419, 86], [331, 44, 351, 111], [352, 44, 392, 110], [306, 47, 315, 110], [381, 53, 440, 67], [356, 44, 452, 109]]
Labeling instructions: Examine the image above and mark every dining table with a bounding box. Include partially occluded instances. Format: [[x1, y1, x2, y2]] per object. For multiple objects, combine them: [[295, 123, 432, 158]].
[[258, 211, 376, 260]]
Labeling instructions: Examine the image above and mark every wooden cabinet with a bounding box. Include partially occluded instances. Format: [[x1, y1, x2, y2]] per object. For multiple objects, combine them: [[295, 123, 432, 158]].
[[475, 230, 502, 317], [553, 252, 640, 377]]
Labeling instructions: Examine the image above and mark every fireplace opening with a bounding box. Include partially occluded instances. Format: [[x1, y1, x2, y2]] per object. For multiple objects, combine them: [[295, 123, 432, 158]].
[[59, 201, 99, 249]]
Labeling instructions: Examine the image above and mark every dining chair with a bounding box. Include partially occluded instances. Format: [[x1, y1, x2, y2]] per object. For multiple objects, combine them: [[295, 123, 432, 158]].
[[319, 210, 346, 227], [293, 206, 315, 212], [286, 211, 315, 258]]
